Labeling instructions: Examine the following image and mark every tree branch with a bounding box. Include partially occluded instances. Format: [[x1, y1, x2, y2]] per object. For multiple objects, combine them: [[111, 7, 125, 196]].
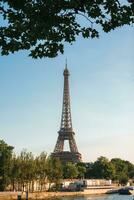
[[77, 12, 94, 25], [0, 7, 7, 14]]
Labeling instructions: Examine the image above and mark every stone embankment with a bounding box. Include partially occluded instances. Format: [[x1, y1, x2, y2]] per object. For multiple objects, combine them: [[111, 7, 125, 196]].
[[0, 187, 117, 200]]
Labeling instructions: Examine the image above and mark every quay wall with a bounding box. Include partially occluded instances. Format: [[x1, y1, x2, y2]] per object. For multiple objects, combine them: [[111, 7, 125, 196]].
[[0, 188, 116, 200]]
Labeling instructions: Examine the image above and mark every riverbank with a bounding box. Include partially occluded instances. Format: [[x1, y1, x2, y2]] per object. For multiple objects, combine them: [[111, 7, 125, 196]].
[[0, 187, 118, 200]]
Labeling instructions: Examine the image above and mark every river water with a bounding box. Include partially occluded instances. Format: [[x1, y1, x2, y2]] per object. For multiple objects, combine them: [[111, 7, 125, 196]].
[[52, 194, 134, 200]]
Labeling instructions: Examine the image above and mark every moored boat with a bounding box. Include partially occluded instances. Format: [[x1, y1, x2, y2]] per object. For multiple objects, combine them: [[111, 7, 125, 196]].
[[118, 186, 134, 195]]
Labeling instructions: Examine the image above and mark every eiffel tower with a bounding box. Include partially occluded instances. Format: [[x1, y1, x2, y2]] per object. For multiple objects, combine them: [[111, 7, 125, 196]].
[[51, 63, 82, 163]]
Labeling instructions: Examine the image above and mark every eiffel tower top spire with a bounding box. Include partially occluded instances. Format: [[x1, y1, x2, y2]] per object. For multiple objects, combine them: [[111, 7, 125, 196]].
[[65, 58, 67, 69], [64, 59, 69, 76]]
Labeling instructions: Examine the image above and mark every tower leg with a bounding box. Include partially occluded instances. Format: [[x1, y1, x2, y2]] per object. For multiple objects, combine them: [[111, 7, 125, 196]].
[[69, 135, 78, 152], [54, 136, 64, 153]]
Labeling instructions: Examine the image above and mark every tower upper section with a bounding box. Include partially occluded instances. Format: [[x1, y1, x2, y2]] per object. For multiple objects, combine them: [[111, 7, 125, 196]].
[[60, 65, 73, 131]]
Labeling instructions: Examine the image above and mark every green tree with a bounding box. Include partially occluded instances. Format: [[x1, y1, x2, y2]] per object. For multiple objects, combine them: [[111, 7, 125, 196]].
[[76, 163, 86, 179], [111, 158, 128, 181], [84, 162, 94, 179], [119, 173, 129, 186], [35, 152, 47, 191], [124, 160, 134, 179], [0, 140, 14, 191], [91, 156, 115, 179], [46, 156, 63, 191], [10, 154, 21, 191], [0, 0, 133, 58], [63, 162, 78, 179], [17, 149, 35, 192]]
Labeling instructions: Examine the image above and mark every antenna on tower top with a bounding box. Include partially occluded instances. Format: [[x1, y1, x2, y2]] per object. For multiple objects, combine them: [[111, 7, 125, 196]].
[[64, 59, 69, 76], [65, 58, 67, 69]]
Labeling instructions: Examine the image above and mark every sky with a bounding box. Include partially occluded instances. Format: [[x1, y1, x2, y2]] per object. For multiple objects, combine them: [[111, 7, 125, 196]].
[[0, 22, 134, 163]]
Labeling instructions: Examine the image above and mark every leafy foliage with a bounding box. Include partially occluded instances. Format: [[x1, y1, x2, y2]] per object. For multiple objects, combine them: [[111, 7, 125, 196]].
[[63, 162, 78, 179], [110, 158, 134, 184], [0, 140, 13, 191], [0, 0, 133, 58], [118, 173, 129, 185], [46, 156, 63, 190], [87, 156, 115, 179], [34, 152, 47, 191], [77, 165, 86, 179], [0, 139, 134, 191]]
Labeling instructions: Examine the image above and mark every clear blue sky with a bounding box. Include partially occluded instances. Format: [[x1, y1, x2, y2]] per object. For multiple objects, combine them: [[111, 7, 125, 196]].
[[0, 25, 134, 163]]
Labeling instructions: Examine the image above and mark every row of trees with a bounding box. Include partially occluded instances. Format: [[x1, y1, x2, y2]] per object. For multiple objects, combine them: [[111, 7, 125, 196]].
[[0, 139, 134, 191], [84, 156, 134, 184]]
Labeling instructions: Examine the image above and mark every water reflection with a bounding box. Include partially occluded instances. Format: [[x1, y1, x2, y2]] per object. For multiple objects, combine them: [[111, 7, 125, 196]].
[[46, 194, 134, 200]]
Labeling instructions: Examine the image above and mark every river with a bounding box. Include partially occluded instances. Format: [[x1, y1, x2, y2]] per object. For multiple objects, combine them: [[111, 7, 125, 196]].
[[52, 194, 134, 200]]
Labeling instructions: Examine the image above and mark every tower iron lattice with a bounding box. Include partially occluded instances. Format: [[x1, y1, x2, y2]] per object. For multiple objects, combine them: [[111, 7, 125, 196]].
[[51, 63, 82, 163]]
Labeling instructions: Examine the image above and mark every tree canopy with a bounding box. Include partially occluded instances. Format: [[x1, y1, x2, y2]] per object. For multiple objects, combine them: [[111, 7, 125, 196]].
[[0, 140, 14, 191], [63, 162, 78, 179], [0, 139, 134, 191], [0, 0, 133, 58], [89, 156, 115, 179]]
